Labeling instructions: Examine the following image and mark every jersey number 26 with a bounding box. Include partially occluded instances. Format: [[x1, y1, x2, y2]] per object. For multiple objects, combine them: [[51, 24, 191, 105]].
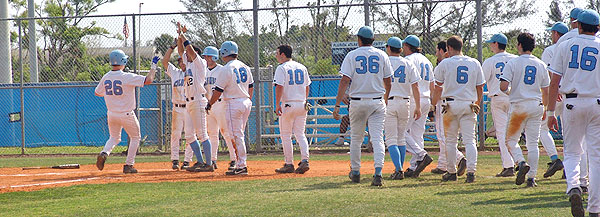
[[104, 80, 123, 96]]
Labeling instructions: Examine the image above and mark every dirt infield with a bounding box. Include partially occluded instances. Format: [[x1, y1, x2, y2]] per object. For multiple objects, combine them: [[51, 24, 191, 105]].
[[0, 160, 437, 193]]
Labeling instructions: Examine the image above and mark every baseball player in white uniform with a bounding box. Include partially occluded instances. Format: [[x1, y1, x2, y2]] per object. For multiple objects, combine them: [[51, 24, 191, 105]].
[[482, 33, 518, 177], [431, 41, 466, 175], [333, 26, 392, 186], [539, 22, 569, 179], [548, 10, 600, 217], [384, 37, 421, 180], [203, 46, 237, 171], [402, 35, 433, 178], [273, 44, 311, 174], [176, 24, 214, 172], [161, 43, 195, 170], [432, 36, 485, 183], [95, 49, 156, 174], [206, 41, 254, 176], [499, 32, 550, 188]]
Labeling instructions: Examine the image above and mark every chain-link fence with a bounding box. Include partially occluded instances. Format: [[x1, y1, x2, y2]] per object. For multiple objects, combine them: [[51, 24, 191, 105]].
[[0, 0, 562, 155]]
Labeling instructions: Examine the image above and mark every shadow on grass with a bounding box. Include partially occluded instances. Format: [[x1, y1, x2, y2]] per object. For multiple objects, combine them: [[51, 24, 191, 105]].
[[471, 196, 570, 210], [264, 180, 348, 193]]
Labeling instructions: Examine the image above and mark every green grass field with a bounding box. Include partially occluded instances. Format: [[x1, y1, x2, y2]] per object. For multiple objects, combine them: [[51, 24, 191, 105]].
[[0, 153, 578, 216]]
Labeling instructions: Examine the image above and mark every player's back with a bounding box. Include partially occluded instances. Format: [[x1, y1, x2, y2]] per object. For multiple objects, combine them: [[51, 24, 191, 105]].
[[217, 59, 254, 99], [434, 55, 485, 102], [205, 64, 223, 99], [273, 60, 311, 102], [541, 44, 556, 66], [405, 53, 433, 98], [550, 34, 600, 97], [482, 52, 518, 97], [340, 46, 392, 98], [95, 70, 145, 113], [501, 55, 549, 103], [389, 56, 419, 98]]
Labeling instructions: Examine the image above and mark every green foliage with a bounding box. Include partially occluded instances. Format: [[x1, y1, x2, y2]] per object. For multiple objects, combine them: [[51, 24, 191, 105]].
[[152, 34, 175, 56]]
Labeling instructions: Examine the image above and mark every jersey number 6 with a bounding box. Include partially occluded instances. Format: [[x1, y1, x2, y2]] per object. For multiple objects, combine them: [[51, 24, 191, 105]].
[[456, 66, 469, 84]]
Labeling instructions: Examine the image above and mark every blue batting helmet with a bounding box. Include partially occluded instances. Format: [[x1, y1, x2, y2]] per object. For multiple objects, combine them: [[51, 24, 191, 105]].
[[109, 49, 128, 66], [202, 46, 219, 61], [219, 41, 238, 57]]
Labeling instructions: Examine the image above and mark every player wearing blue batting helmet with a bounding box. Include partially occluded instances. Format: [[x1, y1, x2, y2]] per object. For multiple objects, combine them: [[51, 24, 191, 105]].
[[219, 41, 238, 58], [202, 46, 219, 61], [109, 49, 128, 66]]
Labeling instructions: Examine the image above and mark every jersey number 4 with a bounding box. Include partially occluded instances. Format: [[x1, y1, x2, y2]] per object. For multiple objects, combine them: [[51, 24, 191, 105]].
[[391, 65, 406, 83], [568, 45, 598, 71], [287, 69, 305, 85], [104, 80, 123, 95], [355, 55, 379, 74]]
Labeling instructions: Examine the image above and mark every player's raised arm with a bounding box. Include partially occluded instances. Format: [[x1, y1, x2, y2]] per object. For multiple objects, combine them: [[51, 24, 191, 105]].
[[145, 56, 159, 85], [179, 26, 198, 62], [163, 39, 177, 70]]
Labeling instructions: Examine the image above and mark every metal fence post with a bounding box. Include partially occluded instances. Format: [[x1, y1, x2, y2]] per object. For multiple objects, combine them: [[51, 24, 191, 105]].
[[253, 0, 262, 153], [132, 14, 137, 152], [18, 19, 25, 155], [476, 0, 485, 150], [364, 0, 370, 26]]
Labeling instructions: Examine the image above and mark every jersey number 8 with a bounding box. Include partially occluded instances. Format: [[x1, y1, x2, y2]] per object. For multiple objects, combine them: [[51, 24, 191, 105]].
[[355, 55, 379, 74], [104, 80, 123, 95], [524, 66, 536, 85]]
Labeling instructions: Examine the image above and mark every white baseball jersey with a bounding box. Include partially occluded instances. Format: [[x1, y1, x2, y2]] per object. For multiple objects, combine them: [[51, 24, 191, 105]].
[[405, 53, 434, 98], [339, 46, 393, 98], [500, 54, 550, 103], [273, 60, 311, 102], [541, 44, 556, 66], [434, 55, 485, 101], [215, 59, 254, 99], [182, 53, 209, 100], [205, 64, 223, 100], [388, 56, 420, 98], [555, 28, 578, 46], [95, 70, 145, 113], [549, 34, 600, 97], [482, 52, 518, 97], [166, 63, 187, 104]]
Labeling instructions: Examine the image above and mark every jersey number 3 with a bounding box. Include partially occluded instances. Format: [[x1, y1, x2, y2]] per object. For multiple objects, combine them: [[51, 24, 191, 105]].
[[104, 80, 123, 95]]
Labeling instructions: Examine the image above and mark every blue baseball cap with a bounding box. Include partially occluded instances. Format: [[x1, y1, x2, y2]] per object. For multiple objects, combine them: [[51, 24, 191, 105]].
[[576, 9, 600, 26], [485, 33, 508, 45], [357, 26, 374, 39], [386, 37, 403, 48], [570, 8, 583, 19], [403, 35, 420, 47], [546, 22, 569, 34]]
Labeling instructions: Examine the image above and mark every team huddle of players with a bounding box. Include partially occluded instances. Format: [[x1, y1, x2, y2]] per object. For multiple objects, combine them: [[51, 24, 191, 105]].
[[92, 8, 599, 217]]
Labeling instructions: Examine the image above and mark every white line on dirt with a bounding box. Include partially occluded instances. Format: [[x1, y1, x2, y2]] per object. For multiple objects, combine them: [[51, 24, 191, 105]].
[[0, 169, 173, 177]]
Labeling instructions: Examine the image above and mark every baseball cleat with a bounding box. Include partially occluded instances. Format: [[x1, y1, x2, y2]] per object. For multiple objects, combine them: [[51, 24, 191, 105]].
[[495, 167, 515, 177], [228, 161, 236, 170], [123, 165, 138, 174], [404, 168, 415, 178], [590, 213, 599, 217], [295, 161, 310, 174], [412, 154, 433, 178], [390, 171, 404, 180], [349, 171, 360, 183], [543, 159, 563, 178], [457, 158, 467, 176], [515, 161, 530, 185], [191, 163, 214, 172], [371, 175, 383, 187], [465, 172, 475, 183], [225, 167, 248, 175], [568, 188, 585, 217], [180, 161, 190, 170], [431, 168, 447, 174], [275, 164, 294, 173], [96, 152, 108, 171], [334, 137, 348, 146], [581, 186, 588, 194], [172, 160, 179, 170], [526, 178, 537, 187], [212, 161, 218, 170], [441, 172, 457, 182]]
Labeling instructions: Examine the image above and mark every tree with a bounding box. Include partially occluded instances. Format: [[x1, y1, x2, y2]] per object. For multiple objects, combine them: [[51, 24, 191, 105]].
[[152, 34, 175, 56], [179, 0, 241, 49], [588, 0, 600, 11]]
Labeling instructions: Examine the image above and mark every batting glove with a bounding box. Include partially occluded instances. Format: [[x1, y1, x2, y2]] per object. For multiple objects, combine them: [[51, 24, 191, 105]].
[[441, 104, 449, 114], [470, 104, 480, 114], [205, 103, 212, 113], [151, 56, 160, 70], [304, 101, 311, 111]]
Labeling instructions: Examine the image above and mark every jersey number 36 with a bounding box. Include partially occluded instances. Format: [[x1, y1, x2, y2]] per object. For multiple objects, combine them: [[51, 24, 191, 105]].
[[355, 55, 379, 74]]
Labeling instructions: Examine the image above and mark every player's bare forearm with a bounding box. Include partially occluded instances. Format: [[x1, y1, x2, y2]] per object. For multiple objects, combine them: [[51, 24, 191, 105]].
[[94, 92, 102, 97], [144, 68, 156, 85], [305, 86, 310, 99], [182, 34, 197, 61], [208, 90, 223, 106], [547, 73, 562, 111], [429, 82, 434, 99], [412, 83, 421, 109], [541, 87, 549, 107], [499, 80, 509, 92], [163, 48, 173, 70], [432, 82, 443, 106], [476, 84, 484, 106], [177, 36, 184, 58], [248, 87, 254, 100], [275, 85, 283, 107], [383, 77, 391, 104], [335, 76, 351, 106]]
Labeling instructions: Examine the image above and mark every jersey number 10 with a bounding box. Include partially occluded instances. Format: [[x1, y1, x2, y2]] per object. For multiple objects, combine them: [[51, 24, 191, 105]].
[[287, 69, 305, 85]]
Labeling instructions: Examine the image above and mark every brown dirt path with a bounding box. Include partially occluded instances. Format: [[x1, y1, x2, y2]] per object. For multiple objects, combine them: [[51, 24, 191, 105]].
[[0, 160, 437, 193]]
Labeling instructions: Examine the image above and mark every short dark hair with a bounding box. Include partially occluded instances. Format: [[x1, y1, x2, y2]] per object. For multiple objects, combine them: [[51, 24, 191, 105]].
[[277, 44, 293, 58], [497, 43, 507, 50], [517, 33, 535, 52], [228, 54, 238, 59], [192, 45, 202, 54], [404, 43, 422, 53], [387, 45, 401, 54], [580, 22, 600, 34], [437, 41, 447, 52], [446, 36, 463, 52], [358, 36, 374, 46]]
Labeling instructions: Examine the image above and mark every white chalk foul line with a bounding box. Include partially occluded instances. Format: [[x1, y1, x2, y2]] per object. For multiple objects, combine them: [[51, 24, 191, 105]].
[[8, 176, 123, 188], [0, 168, 173, 177]]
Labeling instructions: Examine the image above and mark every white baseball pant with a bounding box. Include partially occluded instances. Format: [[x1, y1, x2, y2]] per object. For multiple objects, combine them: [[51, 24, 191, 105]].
[[385, 98, 410, 148], [490, 95, 516, 169], [223, 98, 252, 168], [505, 100, 544, 179], [443, 100, 478, 174], [557, 99, 589, 187], [102, 111, 141, 166], [561, 97, 599, 213], [435, 102, 465, 171], [279, 101, 310, 164], [170, 106, 195, 162], [349, 98, 386, 171], [406, 98, 431, 170], [207, 100, 236, 162], [186, 98, 210, 143]]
